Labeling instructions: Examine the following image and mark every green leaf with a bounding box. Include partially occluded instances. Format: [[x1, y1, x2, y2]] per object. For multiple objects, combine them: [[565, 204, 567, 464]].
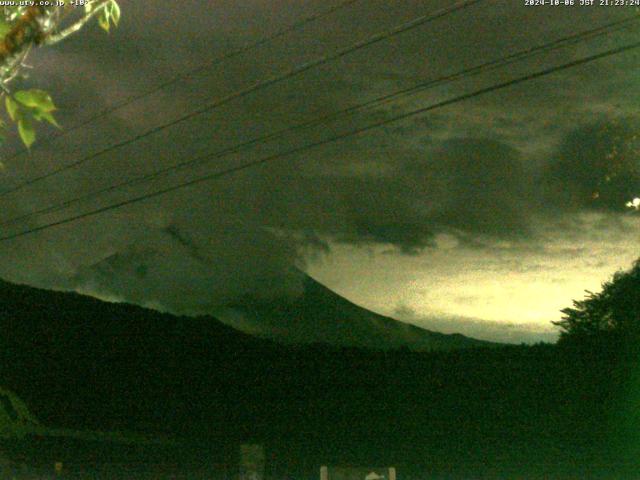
[[17, 116, 35, 149], [32, 110, 61, 129], [14, 89, 56, 113], [99, 14, 110, 32], [98, 8, 111, 32], [97, 1, 121, 33], [5, 96, 20, 122], [110, 1, 121, 26]]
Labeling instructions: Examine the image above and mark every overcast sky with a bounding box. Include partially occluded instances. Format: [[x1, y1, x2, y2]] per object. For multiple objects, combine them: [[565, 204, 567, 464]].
[[0, 0, 638, 343]]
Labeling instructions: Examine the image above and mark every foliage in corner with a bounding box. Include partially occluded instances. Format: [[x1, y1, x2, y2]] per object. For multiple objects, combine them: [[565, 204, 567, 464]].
[[0, 1, 121, 152]]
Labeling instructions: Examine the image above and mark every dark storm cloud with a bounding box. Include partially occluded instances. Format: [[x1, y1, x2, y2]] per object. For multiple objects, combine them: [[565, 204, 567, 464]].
[[325, 135, 527, 251], [541, 116, 640, 212], [245, 136, 530, 254], [420, 138, 530, 237], [0, 0, 635, 317]]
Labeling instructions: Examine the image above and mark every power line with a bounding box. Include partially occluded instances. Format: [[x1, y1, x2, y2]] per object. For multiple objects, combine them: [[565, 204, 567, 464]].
[[2, 0, 363, 162], [0, 14, 636, 229], [1, 38, 638, 242], [0, 0, 484, 198]]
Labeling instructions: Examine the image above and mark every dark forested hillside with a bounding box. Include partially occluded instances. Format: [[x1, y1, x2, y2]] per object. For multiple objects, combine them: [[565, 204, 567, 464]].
[[0, 278, 638, 479]]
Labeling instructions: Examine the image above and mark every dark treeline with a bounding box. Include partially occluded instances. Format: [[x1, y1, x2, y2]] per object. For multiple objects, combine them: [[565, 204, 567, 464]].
[[0, 279, 639, 479]]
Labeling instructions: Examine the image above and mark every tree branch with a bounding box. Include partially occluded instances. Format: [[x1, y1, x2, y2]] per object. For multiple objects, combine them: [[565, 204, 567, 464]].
[[44, 0, 112, 45]]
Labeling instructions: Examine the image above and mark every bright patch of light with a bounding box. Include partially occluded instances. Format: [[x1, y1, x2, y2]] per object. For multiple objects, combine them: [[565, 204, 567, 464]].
[[626, 197, 640, 210]]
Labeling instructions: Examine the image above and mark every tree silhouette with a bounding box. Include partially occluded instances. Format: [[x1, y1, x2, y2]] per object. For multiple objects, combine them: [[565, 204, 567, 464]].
[[554, 259, 640, 346]]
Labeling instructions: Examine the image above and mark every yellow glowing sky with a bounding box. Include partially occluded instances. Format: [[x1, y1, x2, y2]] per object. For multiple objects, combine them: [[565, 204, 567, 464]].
[[307, 213, 640, 342]]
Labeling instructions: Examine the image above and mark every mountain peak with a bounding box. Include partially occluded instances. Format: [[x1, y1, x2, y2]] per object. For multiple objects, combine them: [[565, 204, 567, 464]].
[[215, 272, 495, 351]]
